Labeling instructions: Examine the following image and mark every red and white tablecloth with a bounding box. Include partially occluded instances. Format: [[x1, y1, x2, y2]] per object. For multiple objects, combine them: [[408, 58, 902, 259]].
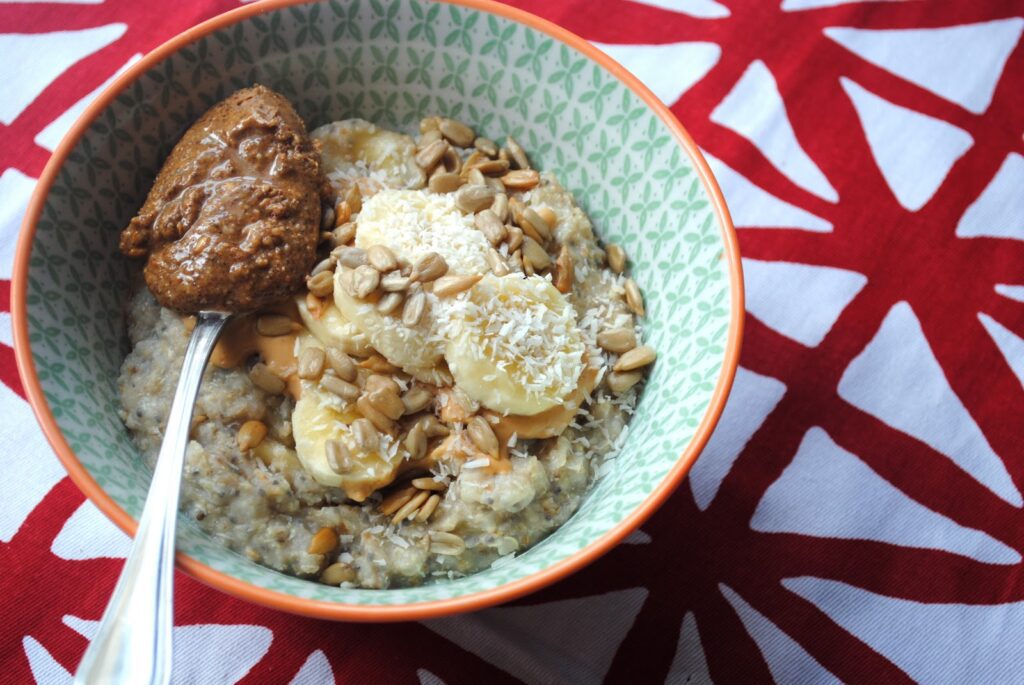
[[3, 1, 1023, 682]]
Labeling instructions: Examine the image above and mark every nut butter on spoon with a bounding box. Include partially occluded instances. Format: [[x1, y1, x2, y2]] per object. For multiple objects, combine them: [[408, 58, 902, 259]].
[[75, 86, 324, 685]]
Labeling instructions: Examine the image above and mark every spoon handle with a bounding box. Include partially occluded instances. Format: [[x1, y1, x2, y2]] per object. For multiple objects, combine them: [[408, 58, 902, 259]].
[[74, 311, 231, 685]]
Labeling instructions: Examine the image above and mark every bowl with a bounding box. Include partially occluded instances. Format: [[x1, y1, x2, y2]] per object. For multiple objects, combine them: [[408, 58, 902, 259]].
[[12, 0, 742, 621]]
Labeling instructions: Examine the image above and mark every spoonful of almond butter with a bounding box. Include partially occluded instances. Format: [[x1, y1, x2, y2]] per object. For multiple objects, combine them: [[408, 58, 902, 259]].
[[75, 85, 324, 685]]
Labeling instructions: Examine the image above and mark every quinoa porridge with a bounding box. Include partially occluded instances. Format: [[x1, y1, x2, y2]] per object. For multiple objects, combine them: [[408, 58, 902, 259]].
[[118, 88, 656, 589]]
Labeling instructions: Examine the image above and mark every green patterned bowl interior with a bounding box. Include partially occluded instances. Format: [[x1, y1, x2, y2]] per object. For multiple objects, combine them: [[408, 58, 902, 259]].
[[22, 0, 737, 610]]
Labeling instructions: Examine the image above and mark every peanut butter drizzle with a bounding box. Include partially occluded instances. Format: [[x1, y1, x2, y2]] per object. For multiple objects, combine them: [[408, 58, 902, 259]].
[[185, 299, 303, 398]]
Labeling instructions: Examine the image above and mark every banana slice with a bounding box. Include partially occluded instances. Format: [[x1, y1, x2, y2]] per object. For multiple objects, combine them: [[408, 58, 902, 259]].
[[295, 294, 372, 357], [354, 189, 492, 275], [292, 374, 404, 501], [333, 266, 447, 383], [311, 119, 425, 190], [443, 274, 586, 416]]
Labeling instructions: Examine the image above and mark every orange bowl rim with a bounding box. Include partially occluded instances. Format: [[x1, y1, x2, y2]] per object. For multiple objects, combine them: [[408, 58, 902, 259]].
[[11, 0, 743, 621]]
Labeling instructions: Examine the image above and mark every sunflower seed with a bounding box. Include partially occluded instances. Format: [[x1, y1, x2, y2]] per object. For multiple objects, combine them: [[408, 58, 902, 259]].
[[439, 118, 475, 147], [505, 135, 530, 169], [419, 116, 441, 133], [417, 128, 442, 148], [401, 385, 433, 415], [520, 206, 552, 242], [236, 420, 267, 451], [412, 252, 448, 282], [320, 205, 335, 231], [474, 136, 498, 157], [352, 265, 380, 299], [326, 439, 352, 474], [325, 348, 357, 381], [351, 418, 379, 450], [320, 562, 356, 585], [466, 167, 486, 186], [380, 271, 411, 292], [597, 327, 637, 354], [491, 193, 509, 222], [256, 314, 293, 337], [356, 395, 395, 433], [468, 416, 500, 458], [344, 184, 362, 214], [428, 170, 464, 194], [334, 246, 368, 268], [412, 477, 446, 492], [380, 486, 417, 515], [297, 346, 326, 380], [454, 184, 496, 213], [536, 207, 558, 229], [366, 387, 405, 421], [554, 244, 573, 293], [606, 244, 627, 274], [624, 278, 645, 316], [607, 370, 643, 394], [249, 363, 285, 394], [402, 287, 426, 325], [500, 169, 541, 190], [614, 345, 657, 372], [392, 490, 430, 525], [486, 248, 511, 276], [522, 236, 551, 271], [332, 221, 357, 246], [307, 270, 334, 298], [418, 414, 450, 438], [404, 421, 427, 460], [442, 145, 461, 173], [376, 291, 404, 315], [367, 245, 398, 272], [468, 158, 510, 176], [506, 225, 523, 252], [308, 527, 339, 555], [474, 210, 507, 245], [321, 374, 359, 401], [433, 273, 483, 297], [429, 531, 466, 555], [415, 139, 448, 171]]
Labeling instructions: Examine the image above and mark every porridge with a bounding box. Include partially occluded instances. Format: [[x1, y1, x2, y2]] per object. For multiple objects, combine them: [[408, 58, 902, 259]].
[[118, 87, 656, 589]]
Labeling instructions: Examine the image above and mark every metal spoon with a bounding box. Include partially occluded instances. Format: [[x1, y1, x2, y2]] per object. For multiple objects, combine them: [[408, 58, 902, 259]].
[[74, 311, 232, 685]]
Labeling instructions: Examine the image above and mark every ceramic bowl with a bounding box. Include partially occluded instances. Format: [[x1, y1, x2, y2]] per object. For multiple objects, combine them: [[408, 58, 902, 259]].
[[12, 0, 742, 620]]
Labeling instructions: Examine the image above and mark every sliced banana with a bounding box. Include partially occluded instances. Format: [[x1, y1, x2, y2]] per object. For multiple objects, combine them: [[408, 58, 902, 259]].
[[295, 294, 372, 357], [354, 189, 491, 275], [333, 266, 447, 384], [292, 378, 404, 501], [443, 274, 586, 416], [311, 119, 425, 190]]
